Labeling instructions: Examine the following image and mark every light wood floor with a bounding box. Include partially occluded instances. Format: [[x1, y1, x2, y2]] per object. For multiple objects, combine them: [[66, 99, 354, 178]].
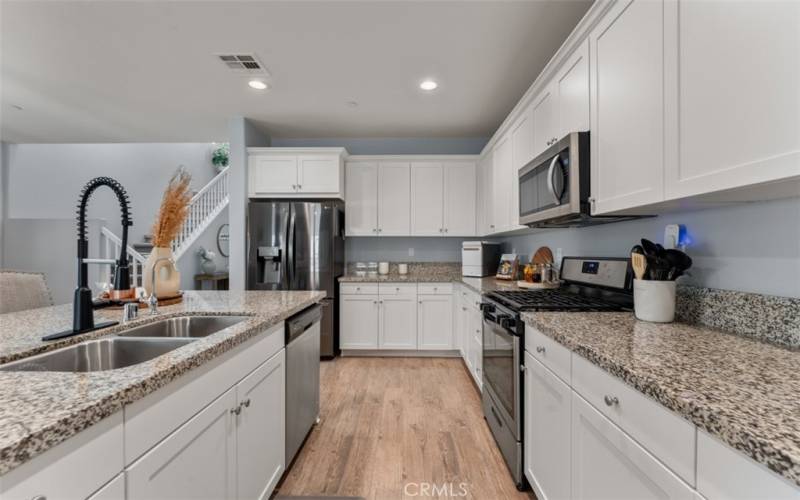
[[276, 357, 535, 500]]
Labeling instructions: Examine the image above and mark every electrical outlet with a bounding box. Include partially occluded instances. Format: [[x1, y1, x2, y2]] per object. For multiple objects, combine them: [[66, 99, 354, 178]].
[[408, 247, 415, 257], [555, 247, 563, 265], [664, 224, 685, 250]]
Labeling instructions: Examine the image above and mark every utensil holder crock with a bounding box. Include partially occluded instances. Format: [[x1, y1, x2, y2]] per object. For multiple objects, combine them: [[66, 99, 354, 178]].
[[633, 279, 676, 323]]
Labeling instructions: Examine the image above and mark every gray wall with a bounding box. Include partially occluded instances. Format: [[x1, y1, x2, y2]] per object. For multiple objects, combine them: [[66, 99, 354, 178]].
[[0, 142, 8, 266], [346, 237, 467, 263], [5, 143, 220, 244], [271, 137, 488, 155], [500, 197, 800, 298], [228, 117, 270, 290], [175, 205, 229, 291], [4, 218, 105, 304]]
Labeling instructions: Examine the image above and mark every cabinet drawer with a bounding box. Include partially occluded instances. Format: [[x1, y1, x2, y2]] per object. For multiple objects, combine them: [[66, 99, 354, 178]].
[[340, 283, 379, 295], [0, 411, 123, 500], [572, 353, 696, 485], [378, 283, 417, 296], [525, 325, 571, 384], [459, 287, 481, 310], [417, 283, 453, 295], [697, 429, 800, 500]]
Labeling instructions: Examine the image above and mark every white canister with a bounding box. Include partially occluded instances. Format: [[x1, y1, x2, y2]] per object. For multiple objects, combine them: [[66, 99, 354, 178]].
[[633, 279, 677, 323], [378, 262, 390, 275], [398, 263, 408, 275]]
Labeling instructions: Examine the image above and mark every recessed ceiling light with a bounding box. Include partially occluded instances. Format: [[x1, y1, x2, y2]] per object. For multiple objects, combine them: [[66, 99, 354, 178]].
[[248, 79, 268, 90], [419, 80, 438, 91]]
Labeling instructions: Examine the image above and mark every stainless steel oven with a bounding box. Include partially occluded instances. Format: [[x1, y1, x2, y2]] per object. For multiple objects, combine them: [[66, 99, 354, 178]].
[[481, 300, 525, 489]]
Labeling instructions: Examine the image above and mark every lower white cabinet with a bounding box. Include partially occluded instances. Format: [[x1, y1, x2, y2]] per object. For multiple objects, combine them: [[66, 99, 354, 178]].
[[417, 294, 453, 350], [340, 295, 380, 349], [379, 295, 418, 349], [235, 350, 286, 500], [128, 349, 286, 500], [524, 352, 571, 500], [571, 392, 696, 500], [128, 388, 238, 499]]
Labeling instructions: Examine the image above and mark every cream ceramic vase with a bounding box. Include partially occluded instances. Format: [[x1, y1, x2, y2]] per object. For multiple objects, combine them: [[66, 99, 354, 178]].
[[143, 247, 181, 298]]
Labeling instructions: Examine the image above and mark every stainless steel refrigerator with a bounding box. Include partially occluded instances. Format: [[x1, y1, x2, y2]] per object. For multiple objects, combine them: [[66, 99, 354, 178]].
[[247, 200, 344, 358]]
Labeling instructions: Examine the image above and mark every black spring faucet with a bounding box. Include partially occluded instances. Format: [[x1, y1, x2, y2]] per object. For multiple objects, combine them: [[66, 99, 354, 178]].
[[43, 177, 133, 341]]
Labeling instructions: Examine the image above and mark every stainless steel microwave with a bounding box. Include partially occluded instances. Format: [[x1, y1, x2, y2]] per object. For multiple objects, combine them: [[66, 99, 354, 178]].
[[518, 131, 645, 228]]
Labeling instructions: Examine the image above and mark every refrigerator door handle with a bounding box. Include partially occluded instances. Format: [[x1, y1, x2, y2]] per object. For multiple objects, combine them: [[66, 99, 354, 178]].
[[282, 207, 290, 289], [288, 209, 296, 287]]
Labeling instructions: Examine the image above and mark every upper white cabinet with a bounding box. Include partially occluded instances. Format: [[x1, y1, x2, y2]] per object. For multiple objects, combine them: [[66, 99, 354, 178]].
[[665, 0, 800, 200], [532, 86, 558, 158], [346, 156, 477, 237], [556, 39, 590, 138], [411, 162, 445, 236], [510, 107, 534, 230], [492, 135, 513, 233], [345, 162, 379, 236], [377, 161, 412, 236], [589, 0, 666, 215], [443, 162, 477, 236], [248, 148, 347, 198], [477, 152, 494, 235]]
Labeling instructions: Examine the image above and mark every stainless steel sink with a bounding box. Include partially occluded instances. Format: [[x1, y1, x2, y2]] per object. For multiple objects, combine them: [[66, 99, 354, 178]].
[[116, 315, 249, 338], [0, 337, 196, 372]]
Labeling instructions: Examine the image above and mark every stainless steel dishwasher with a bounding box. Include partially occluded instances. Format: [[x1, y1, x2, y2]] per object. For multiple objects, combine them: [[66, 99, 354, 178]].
[[285, 304, 322, 466]]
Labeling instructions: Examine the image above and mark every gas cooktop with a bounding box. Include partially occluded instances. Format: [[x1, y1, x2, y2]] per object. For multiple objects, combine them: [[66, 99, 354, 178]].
[[488, 288, 631, 312]]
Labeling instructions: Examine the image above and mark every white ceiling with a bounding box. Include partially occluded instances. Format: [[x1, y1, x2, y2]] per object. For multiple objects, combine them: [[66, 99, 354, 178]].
[[1, 1, 592, 143]]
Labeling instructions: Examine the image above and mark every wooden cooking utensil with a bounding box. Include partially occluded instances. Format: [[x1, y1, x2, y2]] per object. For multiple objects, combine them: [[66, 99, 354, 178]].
[[532, 246, 554, 264], [631, 252, 647, 281]]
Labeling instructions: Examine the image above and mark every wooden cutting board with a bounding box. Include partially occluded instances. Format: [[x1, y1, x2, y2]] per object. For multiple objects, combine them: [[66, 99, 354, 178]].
[[532, 246, 554, 264]]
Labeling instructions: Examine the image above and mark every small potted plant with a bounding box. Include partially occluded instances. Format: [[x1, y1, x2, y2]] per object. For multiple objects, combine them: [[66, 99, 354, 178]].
[[211, 143, 230, 172]]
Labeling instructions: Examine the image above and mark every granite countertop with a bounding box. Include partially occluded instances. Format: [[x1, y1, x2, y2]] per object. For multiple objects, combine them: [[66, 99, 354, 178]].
[[522, 311, 800, 487], [339, 262, 524, 294], [0, 290, 325, 476]]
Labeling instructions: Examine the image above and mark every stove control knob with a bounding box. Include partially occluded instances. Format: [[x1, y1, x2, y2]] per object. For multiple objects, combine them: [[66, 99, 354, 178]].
[[479, 303, 495, 313], [498, 315, 516, 329]]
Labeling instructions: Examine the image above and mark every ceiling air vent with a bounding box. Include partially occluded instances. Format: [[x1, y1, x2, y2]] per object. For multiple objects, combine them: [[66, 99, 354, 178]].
[[216, 54, 269, 75]]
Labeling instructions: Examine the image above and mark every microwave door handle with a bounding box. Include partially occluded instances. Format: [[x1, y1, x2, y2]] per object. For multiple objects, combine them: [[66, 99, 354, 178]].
[[547, 155, 561, 204]]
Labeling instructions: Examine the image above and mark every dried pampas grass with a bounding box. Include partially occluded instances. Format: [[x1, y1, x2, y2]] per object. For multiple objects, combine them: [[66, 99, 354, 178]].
[[151, 167, 192, 247]]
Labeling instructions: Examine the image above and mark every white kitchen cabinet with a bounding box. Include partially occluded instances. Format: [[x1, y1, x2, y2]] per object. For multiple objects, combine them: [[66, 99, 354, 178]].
[[443, 162, 476, 236], [236, 350, 285, 500], [477, 152, 494, 235], [492, 135, 512, 233], [571, 392, 695, 500], [411, 162, 445, 236], [340, 295, 380, 349], [696, 430, 800, 500], [248, 148, 346, 198], [469, 307, 483, 390], [250, 155, 298, 194], [298, 155, 340, 194], [525, 352, 571, 500], [87, 473, 125, 500], [378, 161, 411, 235], [510, 106, 534, 230], [556, 39, 590, 137], [345, 162, 379, 236], [128, 388, 237, 500], [532, 85, 558, 158], [664, 0, 800, 200], [379, 295, 418, 349], [417, 294, 453, 350], [589, 0, 665, 214]]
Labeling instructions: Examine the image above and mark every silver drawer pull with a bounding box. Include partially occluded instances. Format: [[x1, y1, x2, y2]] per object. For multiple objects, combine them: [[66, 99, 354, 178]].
[[242, 398, 251, 408], [231, 406, 242, 416], [604, 395, 619, 407], [536, 346, 545, 354]]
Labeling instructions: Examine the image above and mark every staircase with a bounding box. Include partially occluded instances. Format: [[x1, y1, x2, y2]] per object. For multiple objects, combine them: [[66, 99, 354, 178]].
[[99, 166, 230, 287]]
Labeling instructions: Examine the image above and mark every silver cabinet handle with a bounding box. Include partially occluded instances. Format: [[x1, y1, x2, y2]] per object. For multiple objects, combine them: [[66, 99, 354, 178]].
[[379, 300, 384, 304], [242, 398, 251, 408], [462, 306, 467, 311], [520, 364, 527, 373], [396, 287, 400, 291], [373, 300, 378, 305], [444, 228, 448, 233], [356, 287, 361, 291], [604, 395, 619, 407], [31, 496, 47, 500], [536, 346, 545, 354], [231, 406, 242, 416], [419, 301, 422, 304], [297, 184, 302, 190]]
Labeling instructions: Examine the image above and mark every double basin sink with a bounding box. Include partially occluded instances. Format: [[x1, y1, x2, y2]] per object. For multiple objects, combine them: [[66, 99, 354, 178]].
[[0, 315, 249, 373]]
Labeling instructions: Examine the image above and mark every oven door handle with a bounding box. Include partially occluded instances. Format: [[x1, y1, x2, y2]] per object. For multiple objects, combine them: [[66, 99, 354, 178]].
[[547, 154, 562, 205]]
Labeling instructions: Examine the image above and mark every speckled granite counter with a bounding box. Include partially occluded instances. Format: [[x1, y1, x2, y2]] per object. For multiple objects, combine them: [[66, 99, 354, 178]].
[[521, 311, 800, 487], [339, 262, 523, 294], [0, 290, 325, 476]]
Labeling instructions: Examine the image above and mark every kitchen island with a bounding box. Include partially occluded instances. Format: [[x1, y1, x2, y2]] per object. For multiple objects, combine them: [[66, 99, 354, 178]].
[[0, 290, 325, 499]]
